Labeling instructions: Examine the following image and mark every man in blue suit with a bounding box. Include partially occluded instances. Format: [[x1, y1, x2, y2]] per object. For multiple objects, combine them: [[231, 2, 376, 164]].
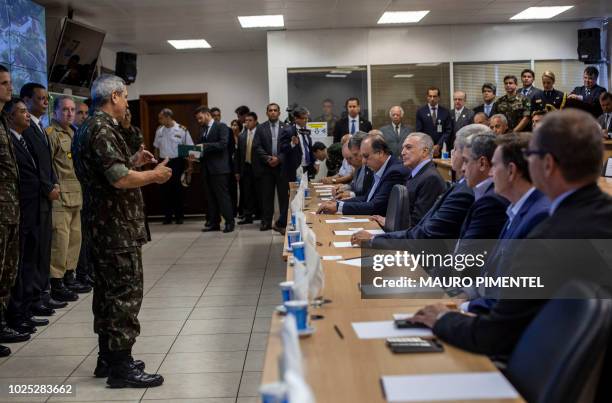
[[317, 134, 408, 216], [415, 87, 452, 157], [279, 107, 315, 181], [352, 124, 492, 245], [465, 133, 550, 313]]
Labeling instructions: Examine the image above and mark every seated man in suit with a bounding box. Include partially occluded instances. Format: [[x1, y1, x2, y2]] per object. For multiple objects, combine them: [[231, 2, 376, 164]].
[[597, 91, 612, 138], [410, 109, 612, 357], [335, 132, 373, 200], [473, 83, 497, 118], [333, 97, 372, 142], [416, 87, 452, 156], [322, 136, 353, 185], [352, 124, 490, 244], [489, 114, 509, 136], [317, 134, 408, 216], [464, 133, 550, 314], [379, 106, 411, 157], [473, 112, 489, 126]]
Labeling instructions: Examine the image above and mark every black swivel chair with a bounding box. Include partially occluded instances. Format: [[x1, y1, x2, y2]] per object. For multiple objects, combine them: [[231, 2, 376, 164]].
[[506, 281, 612, 403], [383, 184, 411, 232]]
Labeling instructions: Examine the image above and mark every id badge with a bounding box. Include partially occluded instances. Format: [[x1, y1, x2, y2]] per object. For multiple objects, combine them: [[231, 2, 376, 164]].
[[437, 122, 443, 133]]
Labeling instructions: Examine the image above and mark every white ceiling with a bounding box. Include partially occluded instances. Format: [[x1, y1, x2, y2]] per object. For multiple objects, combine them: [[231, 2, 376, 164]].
[[38, 0, 612, 54]]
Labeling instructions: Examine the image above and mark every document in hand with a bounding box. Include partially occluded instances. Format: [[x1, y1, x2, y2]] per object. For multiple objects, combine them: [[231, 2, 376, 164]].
[[381, 372, 519, 402]]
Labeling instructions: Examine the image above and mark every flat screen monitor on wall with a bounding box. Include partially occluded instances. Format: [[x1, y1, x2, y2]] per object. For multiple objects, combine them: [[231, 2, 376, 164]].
[[0, 0, 47, 93], [48, 19, 105, 96]]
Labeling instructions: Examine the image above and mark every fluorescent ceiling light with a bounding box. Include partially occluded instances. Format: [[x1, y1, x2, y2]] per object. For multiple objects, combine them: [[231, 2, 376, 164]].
[[330, 70, 352, 74], [394, 74, 414, 78], [326, 74, 347, 78], [377, 11, 429, 24], [167, 39, 211, 49], [510, 6, 573, 20], [238, 15, 284, 28]]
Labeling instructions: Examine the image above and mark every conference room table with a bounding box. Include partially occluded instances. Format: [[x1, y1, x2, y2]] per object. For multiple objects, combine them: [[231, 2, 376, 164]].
[[263, 183, 525, 403]]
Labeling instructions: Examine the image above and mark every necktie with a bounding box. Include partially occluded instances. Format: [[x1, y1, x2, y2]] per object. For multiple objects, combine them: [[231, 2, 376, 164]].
[[485, 104, 491, 116], [455, 111, 460, 122], [246, 130, 254, 163], [395, 125, 400, 136], [271, 123, 277, 155], [18, 136, 36, 167], [431, 107, 437, 123], [350, 119, 356, 134], [302, 134, 311, 165], [201, 125, 209, 142], [37, 121, 49, 146]]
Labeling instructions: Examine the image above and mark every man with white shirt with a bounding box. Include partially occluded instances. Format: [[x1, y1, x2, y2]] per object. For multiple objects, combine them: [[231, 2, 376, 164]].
[[290, 106, 316, 179], [451, 91, 475, 148], [153, 108, 193, 224], [380, 106, 412, 157], [20, 83, 64, 315], [333, 97, 372, 143], [473, 83, 497, 118], [236, 112, 261, 225], [416, 87, 452, 155]]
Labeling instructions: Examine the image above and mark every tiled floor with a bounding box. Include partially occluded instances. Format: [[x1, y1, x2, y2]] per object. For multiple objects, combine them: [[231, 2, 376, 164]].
[[0, 220, 287, 403]]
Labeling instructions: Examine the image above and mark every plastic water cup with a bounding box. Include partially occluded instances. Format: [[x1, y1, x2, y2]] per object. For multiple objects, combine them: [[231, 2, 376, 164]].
[[259, 382, 288, 403], [290, 213, 297, 230], [287, 231, 301, 250], [304, 188, 310, 198], [279, 281, 294, 303], [284, 300, 309, 331], [442, 151, 449, 159], [291, 242, 305, 262]]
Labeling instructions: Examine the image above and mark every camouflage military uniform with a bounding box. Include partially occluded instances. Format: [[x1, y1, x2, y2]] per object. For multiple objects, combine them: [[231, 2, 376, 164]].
[[493, 93, 531, 130], [0, 112, 19, 309], [72, 110, 147, 353]]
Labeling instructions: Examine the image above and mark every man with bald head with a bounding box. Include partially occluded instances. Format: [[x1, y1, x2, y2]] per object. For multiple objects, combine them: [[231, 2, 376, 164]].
[[380, 105, 411, 157], [451, 90, 475, 147]]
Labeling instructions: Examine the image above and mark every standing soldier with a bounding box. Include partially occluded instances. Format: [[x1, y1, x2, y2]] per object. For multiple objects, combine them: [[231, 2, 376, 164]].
[[47, 96, 91, 302], [72, 74, 171, 388], [493, 75, 531, 132], [0, 65, 25, 356]]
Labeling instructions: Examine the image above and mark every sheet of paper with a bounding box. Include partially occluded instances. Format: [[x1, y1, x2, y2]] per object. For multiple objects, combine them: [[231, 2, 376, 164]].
[[381, 372, 519, 402], [320, 197, 333, 201], [351, 321, 433, 339], [334, 229, 385, 236], [392, 313, 414, 321], [326, 218, 370, 224], [338, 258, 361, 267], [334, 230, 356, 236], [322, 255, 343, 261], [332, 241, 355, 248], [605, 158, 612, 177]]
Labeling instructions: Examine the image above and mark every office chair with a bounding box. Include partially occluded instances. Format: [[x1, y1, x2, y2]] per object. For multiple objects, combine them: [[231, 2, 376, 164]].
[[384, 184, 410, 232]]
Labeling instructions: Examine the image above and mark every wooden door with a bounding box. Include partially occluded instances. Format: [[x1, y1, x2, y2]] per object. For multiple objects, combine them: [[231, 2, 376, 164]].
[[139, 93, 208, 217]]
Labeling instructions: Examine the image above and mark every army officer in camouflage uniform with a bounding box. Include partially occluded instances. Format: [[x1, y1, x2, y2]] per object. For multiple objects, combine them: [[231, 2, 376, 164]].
[[72, 74, 172, 388], [493, 75, 531, 132]]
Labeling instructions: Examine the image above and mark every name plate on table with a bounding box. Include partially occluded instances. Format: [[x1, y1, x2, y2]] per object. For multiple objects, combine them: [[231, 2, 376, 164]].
[[307, 122, 328, 138]]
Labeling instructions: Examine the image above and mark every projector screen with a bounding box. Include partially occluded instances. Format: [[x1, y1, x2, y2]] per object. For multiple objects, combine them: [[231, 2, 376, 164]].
[[0, 0, 47, 93]]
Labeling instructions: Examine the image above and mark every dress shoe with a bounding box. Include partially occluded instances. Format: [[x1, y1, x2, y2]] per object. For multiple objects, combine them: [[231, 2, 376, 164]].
[[65, 280, 92, 294], [51, 280, 79, 302], [107, 361, 164, 388], [260, 222, 272, 231], [223, 223, 235, 233], [202, 225, 221, 232], [30, 304, 55, 316], [0, 345, 10, 357], [238, 218, 253, 225], [26, 317, 49, 327], [94, 357, 145, 378], [4, 322, 35, 336], [272, 224, 286, 235], [45, 298, 68, 309], [0, 326, 31, 342], [76, 273, 95, 287], [175, 218, 184, 224]]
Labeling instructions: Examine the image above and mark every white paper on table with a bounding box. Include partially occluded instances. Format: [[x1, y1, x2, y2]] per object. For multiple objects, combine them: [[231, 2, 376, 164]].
[[338, 258, 361, 267], [348, 227, 364, 231], [332, 241, 355, 248], [366, 229, 385, 235], [334, 230, 356, 236], [334, 229, 385, 236], [381, 372, 519, 402], [351, 321, 433, 339], [320, 197, 333, 201], [322, 256, 343, 261], [392, 313, 414, 321], [605, 158, 612, 177], [326, 218, 370, 224]]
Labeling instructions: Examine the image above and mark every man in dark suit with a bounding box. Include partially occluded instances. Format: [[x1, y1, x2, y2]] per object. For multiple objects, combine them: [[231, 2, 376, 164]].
[[4, 99, 47, 335], [333, 97, 372, 143], [597, 91, 612, 137], [277, 110, 303, 184], [195, 106, 234, 233], [415, 87, 452, 156], [379, 106, 411, 157], [410, 109, 612, 358], [235, 112, 261, 226], [335, 133, 373, 200], [519, 69, 544, 101], [465, 133, 550, 313], [255, 103, 290, 233], [318, 134, 409, 216], [282, 106, 316, 179], [450, 91, 475, 148], [20, 83, 64, 315], [353, 124, 491, 245], [472, 83, 497, 118], [568, 66, 606, 117]]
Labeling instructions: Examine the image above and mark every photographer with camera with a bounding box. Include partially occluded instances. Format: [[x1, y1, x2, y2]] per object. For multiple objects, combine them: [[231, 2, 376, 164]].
[[281, 106, 316, 180]]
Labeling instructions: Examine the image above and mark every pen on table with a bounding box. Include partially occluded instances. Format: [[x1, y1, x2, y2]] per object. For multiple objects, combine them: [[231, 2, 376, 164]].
[[334, 325, 344, 339]]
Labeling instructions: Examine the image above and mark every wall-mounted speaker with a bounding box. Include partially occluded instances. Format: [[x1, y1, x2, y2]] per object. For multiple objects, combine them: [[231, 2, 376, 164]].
[[577, 28, 602, 64], [115, 52, 137, 84]]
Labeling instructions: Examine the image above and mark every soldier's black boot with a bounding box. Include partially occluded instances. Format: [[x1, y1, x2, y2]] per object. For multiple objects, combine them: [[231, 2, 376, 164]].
[[50, 278, 78, 302], [95, 337, 145, 378], [0, 344, 10, 357], [64, 270, 92, 294], [106, 351, 163, 388]]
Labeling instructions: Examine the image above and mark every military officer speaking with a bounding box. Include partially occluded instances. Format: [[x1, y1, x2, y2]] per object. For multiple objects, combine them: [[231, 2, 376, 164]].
[[47, 96, 91, 303], [153, 108, 193, 224], [72, 74, 172, 388]]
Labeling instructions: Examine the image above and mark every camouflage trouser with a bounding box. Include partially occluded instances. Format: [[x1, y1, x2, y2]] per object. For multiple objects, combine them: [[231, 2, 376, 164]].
[[91, 246, 143, 352], [0, 224, 19, 309]]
